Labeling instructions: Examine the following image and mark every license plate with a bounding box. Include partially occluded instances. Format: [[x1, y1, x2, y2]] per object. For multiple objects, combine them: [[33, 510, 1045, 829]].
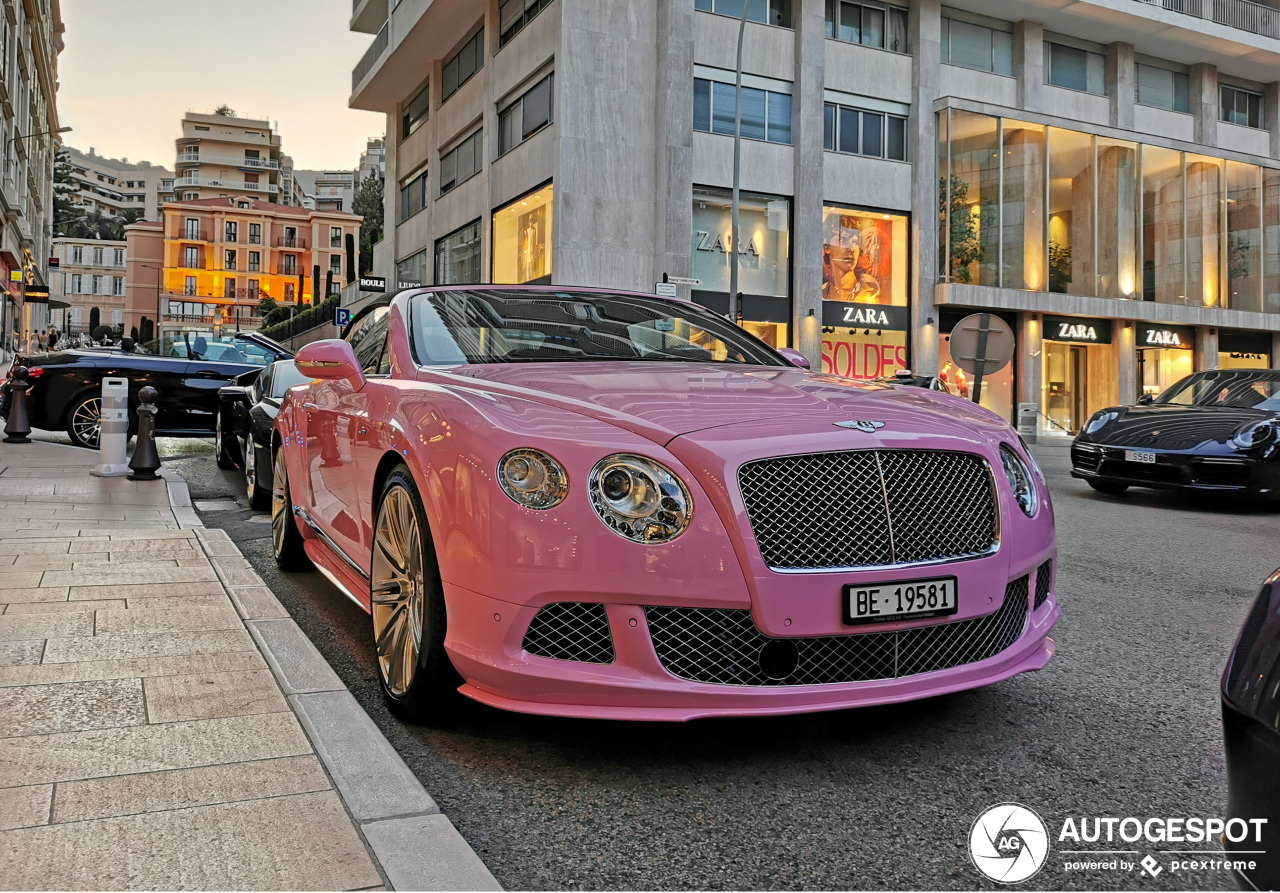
[[843, 577, 958, 626], [1125, 450, 1157, 464]]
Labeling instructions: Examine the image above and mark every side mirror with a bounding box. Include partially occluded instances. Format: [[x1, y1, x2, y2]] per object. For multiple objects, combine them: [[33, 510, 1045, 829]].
[[218, 385, 249, 402], [778, 348, 811, 369], [295, 339, 365, 389], [1137, 394, 1154, 406]]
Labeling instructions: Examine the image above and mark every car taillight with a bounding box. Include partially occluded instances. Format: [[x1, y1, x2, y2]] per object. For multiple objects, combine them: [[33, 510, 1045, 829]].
[[26, 367, 44, 378]]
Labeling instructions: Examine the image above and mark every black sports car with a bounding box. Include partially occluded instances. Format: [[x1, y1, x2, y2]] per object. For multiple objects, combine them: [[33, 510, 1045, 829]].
[[1071, 369, 1280, 501], [1221, 570, 1280, 890], [215, 359, 309, 510], [1, 332, 291, 449]]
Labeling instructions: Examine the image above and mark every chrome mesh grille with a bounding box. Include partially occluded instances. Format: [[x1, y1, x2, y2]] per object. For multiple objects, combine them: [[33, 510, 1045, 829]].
[[644, 576, 1030, 686], [737, 449, 998, 570], [522, 602, 615, 664], [1034, 560, 1052, 609]]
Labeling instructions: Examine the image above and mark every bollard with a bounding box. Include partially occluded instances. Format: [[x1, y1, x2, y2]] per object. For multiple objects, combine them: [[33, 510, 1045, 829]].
[[91, 377, 131, 477], [3, 366, 31, 444], [127, 386, 162, 481]]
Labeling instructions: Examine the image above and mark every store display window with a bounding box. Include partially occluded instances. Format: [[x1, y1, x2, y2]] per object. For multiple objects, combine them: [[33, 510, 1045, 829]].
[[493, 184, 553, 284]]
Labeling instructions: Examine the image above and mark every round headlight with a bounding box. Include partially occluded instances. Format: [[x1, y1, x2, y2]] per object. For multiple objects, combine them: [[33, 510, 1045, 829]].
[[589, 454, 691, 543], [497, 448, 568, 509], [1231, 421, 1276, 452], [1084, 410, 1118, 435], [1000, 443, 1039, 518]]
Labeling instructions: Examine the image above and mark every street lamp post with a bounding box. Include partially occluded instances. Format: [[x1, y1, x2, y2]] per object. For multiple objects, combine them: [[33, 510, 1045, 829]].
[[729, 1, 749, 327]]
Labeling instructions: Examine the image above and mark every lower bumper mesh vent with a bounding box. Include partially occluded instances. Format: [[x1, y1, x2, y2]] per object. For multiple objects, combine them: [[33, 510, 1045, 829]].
[[522, 602, 615, 664], [1034, 560, 1052, 609], [644, 576, 1031, 686]]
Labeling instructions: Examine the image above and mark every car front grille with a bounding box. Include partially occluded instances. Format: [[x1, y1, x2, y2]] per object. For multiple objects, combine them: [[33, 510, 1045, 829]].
[[1070, 443, 1103, 472], [522, 602, 615, 664], [1034, 560, 1052, 609], [643, 576, 1030, 686], [737, 449, 999, 570]]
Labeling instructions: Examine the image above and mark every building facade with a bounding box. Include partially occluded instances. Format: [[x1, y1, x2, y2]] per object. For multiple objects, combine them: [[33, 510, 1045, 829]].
[[173, 112, 301, 207], [350, 0, 1280, 439], [296, 169, 356, 212], [123, 196, 362, 339], [60, 147, 175, 223], [1, 0, 64, 349], [49, 236, 127, 336], [357, 136, 386, 183]]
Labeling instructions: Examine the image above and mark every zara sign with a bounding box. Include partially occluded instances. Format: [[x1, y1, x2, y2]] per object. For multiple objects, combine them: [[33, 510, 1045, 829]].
[[1043, 315, 1113, 345], [1141, 325, 1196, 349]]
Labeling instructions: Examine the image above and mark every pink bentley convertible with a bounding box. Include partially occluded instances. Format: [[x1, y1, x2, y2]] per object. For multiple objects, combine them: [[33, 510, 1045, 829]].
[[272, 287, 1059, 722]]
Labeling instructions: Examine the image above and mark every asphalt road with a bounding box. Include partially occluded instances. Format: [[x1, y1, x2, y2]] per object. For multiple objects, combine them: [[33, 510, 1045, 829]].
[[69, 430, 1273, 891]]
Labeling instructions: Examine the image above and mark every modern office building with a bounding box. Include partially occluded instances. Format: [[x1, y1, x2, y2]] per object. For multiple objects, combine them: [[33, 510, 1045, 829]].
[[123, 195, 361, 339], [1, 0, 65, 349], [60, 147, 175, 223], [49, 236, 127, 336], [173, 111, 302, 207], [350, 0, 1280, 438]]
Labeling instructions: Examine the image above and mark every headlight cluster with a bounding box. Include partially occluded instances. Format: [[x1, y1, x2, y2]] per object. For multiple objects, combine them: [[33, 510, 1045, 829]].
[[497, 449, 568, 509], [1230, 421, 1276, 452], [1083, 410, 1118, 435], [496, 448, 692, 543], [589, 455, 691, 543], [1000, 443, 1039, 518]]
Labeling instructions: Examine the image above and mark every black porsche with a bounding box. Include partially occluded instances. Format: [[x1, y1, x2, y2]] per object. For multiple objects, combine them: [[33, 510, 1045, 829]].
[[1071, 369, 1280, 502], [215, 358, 310, 510], [0, 332, 291, 449]]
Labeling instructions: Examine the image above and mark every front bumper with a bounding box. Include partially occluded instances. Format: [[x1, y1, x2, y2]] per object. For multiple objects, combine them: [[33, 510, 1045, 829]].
[[442, 562, 1060, 721], [1070, 442, 1279, 494]]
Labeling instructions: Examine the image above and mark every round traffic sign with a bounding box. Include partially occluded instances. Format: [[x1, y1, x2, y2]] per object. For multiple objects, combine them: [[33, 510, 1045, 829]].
[[948, 313, 1015, 376]]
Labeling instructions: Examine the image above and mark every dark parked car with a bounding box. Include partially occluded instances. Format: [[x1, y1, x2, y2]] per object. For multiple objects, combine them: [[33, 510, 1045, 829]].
[[875, 369, 949, 391], [1, 332, 291, 449], [1222, 570, 1280, 890], [216, 359, 310, 510], [1071, 369, 1280, 502]]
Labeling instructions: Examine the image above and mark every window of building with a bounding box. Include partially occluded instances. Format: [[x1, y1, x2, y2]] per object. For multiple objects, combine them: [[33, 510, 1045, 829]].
[[71, 246, 82, 264], [331, 226, 342, 248], [92, 247, 103, 265], [940, 15, 1012, 75], [284, 282, 295, 301], [225, 221, 237, 243], [184, 276, 197, 296], [225, 278, 237, 299], [441, 27, 483, 103], [695, 0, 792, 26], [402, 82, 430, 139], [440, 130, 483, 195], [283, 254, 297, 274], [435, 220, 482, 285], [248, 251, 260, 272], [330, 254, 342, 276], [247, 223, 260, 244], [1044, 41, 1105, 95], [248, 279, 260, 299], [693, 73, 792, 145], [224, 250, 236, 270], [69, 273, 82, 293], [92, 275, 102, 294], [499, 0, 554, 47], [112, 277, 123, 296], [1221, 84, 1264, 129], [493, 184, 553, 284], [1135, 64, 1189, 112], [823, 102, 907, 160], [498, 73, 554, 156], [183, 246, 199, 268], [112, 248, 124, 266], [396, 249, 428, 289], [185, 193, 198, 200], [399, 169, 428, 220], [185, 218, 201, 239], [824, 0, 908, 53]]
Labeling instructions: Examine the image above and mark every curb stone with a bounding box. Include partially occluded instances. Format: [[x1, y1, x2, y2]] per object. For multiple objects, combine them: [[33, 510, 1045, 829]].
[[162, 467, 501, 890]]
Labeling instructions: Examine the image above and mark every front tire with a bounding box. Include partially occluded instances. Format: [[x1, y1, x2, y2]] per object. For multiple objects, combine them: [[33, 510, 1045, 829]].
[[215, 410, 239, 469], [245, 439, 270, 511], [271, 445, 312, 571], [1087, 480, 1129, 495], [65, 394, 102, 449], [370, 466, 460, 722]]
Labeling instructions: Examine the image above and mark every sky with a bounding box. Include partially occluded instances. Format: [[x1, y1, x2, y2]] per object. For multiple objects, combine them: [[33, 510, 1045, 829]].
[[57, 0, 385, 172]]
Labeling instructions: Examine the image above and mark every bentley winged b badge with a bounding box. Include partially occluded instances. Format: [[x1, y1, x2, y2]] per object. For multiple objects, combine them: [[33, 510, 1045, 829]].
[[834, 420, 886, 432]]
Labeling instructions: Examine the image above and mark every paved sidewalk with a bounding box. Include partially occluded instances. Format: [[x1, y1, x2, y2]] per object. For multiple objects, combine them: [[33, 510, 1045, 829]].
[[0, 440, 498, 891]]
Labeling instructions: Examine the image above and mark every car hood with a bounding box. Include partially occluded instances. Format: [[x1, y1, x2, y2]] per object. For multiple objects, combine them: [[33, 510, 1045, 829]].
[[1084, 404, 1274, 449], [441, 362, 1011, 444]]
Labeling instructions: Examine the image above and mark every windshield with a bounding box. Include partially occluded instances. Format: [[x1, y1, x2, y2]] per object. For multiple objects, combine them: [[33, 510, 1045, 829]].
[[410, 289, 786, 367], [142, 333, 276, 367], [269, 361, 311, 398], [1155, 369, 1280, 411]]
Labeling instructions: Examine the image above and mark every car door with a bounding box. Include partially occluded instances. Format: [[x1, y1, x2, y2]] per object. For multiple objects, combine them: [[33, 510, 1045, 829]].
[[303, 306, 390, 562]]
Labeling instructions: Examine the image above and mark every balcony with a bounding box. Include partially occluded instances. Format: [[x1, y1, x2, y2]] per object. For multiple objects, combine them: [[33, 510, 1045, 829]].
[[352, 0, 388, 33], [174, 177, 278, 194], [164, 286, 269, 301], [277, 263, 302, 276], [352, 22, 389, 91], [275, 236, 308, 249], [178, 151, 281, 170], [1134, 0, 1280, 37], [173, 228, 209, 241]]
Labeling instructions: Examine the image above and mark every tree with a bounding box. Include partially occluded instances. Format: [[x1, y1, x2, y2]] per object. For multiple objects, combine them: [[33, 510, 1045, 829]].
[[52, 151, 80, 237], [139, 317, 154, 344], [213, 105, 237, 117], [88, 307, 101, 332], [352, 173, 384, 275], [257, 295, 278, 318]]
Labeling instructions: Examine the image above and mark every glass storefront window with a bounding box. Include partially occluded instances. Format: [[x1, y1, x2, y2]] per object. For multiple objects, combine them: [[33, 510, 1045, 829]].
[[1039, 319, 1117, 437], [1001, 120, 1045, 291], [1048, 127, 1093, 296], [1227, 161, 1262, 312], [937, 323, 1014, 421], [396, 249, 428, 289], [1141, 144, 1184, 304], [742, 320, 788, 350], [945, 111, 999, 286], [822, 328, 908, 379], [1263, 169, 1280, 313], [1096, 137, 1138, 299], [1139, 347, 1194, 397], [821, 207, 908, 305], [1185, 154, 1223, 308], [692, 188, 791, 298], [493, 184, 553, 284]]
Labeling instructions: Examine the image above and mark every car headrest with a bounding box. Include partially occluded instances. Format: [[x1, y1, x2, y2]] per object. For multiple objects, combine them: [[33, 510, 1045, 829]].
[[192, 336, 208, 355]]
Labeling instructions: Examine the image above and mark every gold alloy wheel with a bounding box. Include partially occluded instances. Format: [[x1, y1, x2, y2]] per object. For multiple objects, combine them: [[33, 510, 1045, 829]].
[[271, 448, 289, 557], [371, 484, 426, 698]]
